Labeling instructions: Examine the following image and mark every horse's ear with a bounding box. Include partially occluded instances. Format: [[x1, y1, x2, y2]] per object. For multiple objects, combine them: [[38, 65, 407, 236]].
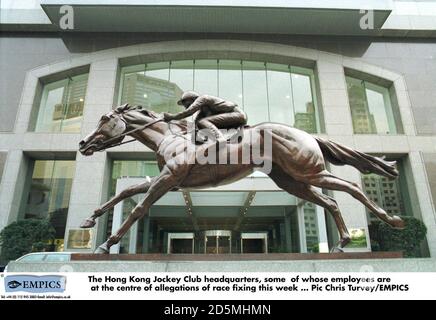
[[115, 103, 129, 114]]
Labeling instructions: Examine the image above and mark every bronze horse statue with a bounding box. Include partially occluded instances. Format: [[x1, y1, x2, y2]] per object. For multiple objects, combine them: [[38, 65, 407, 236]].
[[79, 104, 405, 253]]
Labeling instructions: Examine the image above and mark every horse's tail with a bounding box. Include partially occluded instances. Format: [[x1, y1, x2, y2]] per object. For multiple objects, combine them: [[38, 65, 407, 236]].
[[315, 137, 398, 179]]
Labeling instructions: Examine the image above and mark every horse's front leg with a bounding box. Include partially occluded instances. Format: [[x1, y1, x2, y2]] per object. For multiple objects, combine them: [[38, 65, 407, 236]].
[[80, 177, 156, 228], [95, 167, 181, 254]]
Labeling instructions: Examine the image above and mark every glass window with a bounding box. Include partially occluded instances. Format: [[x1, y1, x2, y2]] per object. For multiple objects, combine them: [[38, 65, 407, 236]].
[[44, 254, 70, 262], [18, 253, 46, 262], [111, 160, 160, 185], [34, 74, 88, 133], [194, 60, 218, 96], [120, 62, 184, 114], [291, 69, 318, 133], [218, 60, 243, 106], [362, 174, 406, 220], [362, 158, 425, 255], [267, 63, 293, 126], [119, 59, 320, 132], [346, 76, 398, 134], [23, 160, 76, 251], [169, 60, 194, 92], [303, 203, 319, 253], [106, 160, 160, 242], [242, 61, 269, 126]]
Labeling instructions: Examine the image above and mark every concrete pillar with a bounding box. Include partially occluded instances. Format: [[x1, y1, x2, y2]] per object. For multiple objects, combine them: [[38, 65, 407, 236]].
[[408, 152, 436, 257], [329, 165, 371, 252], [284, 212, 292, 253], [0, 151, 29, 231], [64, 58, 118, 252], [316, 205, 329, 253], [317, 59, 370, 252], [297, 205, 307, 253], [142, 216, 150, 253], [110, 188, 123, 254], [316, 59, 354, 136]]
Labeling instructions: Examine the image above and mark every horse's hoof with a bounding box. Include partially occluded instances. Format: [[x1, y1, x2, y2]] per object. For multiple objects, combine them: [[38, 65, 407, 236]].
[[391, 215, 405, 229], [94, 245, 109, 254], [330, 247, 344, 253], [80, 218, 96, 229]]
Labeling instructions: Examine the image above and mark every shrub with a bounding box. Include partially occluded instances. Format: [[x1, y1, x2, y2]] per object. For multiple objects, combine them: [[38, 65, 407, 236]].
[[0, 219, 56, 262], [370, 216, 427, 258]]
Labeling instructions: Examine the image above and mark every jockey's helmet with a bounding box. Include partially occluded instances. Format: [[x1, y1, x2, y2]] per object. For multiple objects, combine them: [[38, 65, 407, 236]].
[[177, 91, 200, 106]]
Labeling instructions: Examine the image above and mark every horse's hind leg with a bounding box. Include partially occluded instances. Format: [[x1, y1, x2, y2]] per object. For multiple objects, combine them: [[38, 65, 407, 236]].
[[306, 170, 405, 229], [80, 177, 156, 228], [269, 169, 350, 252]]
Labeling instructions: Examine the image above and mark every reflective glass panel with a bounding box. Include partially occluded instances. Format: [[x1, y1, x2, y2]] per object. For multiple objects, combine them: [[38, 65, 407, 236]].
[[120, 60, 320, 131], [169, 60, 194, 92], [242, 61, 269, 125], [347, 76, 398, 134], [303, 203, 319, 253], [291, 71, 317, 133], [106, 160, 160, 239], [35, 74, 88, 133], [218, 60, 243, 106], [267, 63, 293, 126], [23, 160, 76, 251], [194, 59, 218, 96]]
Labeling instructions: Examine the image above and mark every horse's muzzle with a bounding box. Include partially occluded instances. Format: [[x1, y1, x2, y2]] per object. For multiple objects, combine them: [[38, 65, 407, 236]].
[[79, 139, 101, 156]]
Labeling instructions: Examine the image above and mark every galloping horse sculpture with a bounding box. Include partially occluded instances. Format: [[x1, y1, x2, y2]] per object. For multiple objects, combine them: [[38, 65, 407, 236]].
[[79, 103, 405, 253]]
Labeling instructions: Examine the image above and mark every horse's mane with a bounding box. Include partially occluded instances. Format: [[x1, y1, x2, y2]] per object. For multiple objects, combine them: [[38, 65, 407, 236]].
[[115, 103, 188, 131]]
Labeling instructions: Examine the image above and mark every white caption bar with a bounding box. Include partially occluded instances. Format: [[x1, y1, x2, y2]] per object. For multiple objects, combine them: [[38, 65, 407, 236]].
[[1, 272, 435, 300]]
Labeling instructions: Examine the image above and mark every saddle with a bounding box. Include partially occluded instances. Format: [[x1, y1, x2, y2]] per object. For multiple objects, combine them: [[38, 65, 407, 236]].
[[193, 125, 248, 145]]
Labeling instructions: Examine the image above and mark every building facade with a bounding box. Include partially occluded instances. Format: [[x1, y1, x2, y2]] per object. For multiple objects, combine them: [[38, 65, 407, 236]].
[[1, 0, 436, 257]]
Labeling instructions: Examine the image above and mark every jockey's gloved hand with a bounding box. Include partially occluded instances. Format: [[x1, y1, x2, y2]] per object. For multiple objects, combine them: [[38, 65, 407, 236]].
[[163, 112, 175, 122]]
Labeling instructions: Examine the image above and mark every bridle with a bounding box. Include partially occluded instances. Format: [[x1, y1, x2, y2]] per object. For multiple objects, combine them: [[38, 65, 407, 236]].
[[92, 117, 165, 152]]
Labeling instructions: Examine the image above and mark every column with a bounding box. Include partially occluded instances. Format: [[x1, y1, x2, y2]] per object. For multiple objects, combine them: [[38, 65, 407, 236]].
[[64, 58, 118, 252], [284, 212, 292, 252], [408, 152, 436, 257], [297, 205, 307, 253], [329, 165, 371, 252], [142, 216, 150, 253], [317, 59, 354, 136], [316, 205, 329, 253], [0, 151, 28, 231], [317, 59, 370, 252]]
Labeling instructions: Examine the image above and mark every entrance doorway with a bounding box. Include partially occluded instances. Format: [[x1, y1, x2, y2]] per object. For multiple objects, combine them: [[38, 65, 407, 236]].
[[241, 232, 268, 253], [167, 232, 195, 254], [203, 230, 232, 254], [109, 177, 329, 254]]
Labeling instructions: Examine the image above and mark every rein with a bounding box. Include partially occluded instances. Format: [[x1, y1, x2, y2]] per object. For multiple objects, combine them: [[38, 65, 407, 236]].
[[94, 117, 164, 151]]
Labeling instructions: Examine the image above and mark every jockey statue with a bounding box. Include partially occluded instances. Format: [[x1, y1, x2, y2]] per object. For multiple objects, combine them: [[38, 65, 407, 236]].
[[163, 91, 247, 142]]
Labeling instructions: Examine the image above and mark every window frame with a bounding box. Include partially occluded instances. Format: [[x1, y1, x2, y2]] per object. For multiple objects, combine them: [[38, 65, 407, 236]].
[[346, 75, 401, 135], [33, 73, 88, 133]]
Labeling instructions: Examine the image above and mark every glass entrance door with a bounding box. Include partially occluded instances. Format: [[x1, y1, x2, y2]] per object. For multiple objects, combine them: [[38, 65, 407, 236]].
[[204, 230, 232, 254]]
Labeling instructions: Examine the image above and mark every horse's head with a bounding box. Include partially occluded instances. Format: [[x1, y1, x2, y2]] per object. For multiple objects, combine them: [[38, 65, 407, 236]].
[[79, 104, 131, 156]]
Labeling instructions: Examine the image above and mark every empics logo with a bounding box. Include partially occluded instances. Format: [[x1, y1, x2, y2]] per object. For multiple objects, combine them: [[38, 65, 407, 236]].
[[7, 280, 22, 289], [4, 275, 66, 293]]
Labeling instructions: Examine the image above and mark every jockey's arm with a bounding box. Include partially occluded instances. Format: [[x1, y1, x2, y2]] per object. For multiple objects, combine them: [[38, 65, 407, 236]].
[[168, 95, 212, 120]]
